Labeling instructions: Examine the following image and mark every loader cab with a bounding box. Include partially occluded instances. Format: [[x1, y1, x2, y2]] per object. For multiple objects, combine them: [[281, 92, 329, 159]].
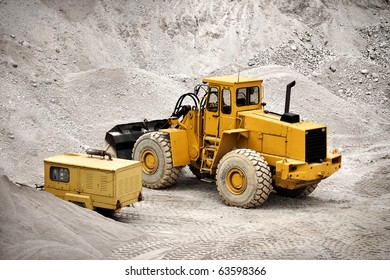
[[202, 76, 263, 136]]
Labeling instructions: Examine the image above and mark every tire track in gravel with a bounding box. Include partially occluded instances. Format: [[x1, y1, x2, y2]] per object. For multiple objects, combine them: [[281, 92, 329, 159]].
[[108, 135, 390, 260]]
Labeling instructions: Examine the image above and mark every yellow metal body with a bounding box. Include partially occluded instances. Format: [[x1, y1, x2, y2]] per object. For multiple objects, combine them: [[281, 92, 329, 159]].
[[44, 153, 142, 211], [163, 75, 341, 190]]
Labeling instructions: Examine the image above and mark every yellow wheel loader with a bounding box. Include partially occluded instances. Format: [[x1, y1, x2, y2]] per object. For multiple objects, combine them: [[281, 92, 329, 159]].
[[105, 76, 341, 208]]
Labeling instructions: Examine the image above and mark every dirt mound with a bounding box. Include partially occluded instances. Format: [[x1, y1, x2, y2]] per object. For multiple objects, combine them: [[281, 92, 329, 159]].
[[0, 175, 144, 259]]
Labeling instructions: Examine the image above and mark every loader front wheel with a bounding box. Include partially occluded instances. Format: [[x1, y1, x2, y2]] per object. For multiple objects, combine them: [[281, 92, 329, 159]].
[[216, 149, 272, 208], [132, 132, 181, 189]]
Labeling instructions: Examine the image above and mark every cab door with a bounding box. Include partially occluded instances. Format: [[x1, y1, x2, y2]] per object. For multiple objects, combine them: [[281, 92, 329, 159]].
[[218, 87, 235, 134], [204, 86, 220, 136]]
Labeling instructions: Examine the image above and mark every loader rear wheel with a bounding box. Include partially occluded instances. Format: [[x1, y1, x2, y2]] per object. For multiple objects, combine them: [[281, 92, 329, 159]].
[[132, 132, 181, 189], [216, 149, 272, 208], [274, 184, 318, 198]]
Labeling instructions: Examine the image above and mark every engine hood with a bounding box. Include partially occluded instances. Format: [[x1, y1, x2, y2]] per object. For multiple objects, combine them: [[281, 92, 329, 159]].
[[238, 109, 325, 132], [237, 109, 327, 163]]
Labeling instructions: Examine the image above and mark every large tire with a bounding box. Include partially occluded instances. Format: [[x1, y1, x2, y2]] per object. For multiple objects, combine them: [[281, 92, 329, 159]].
[[274, 184, 318, 198], [216, 149, 272, 208], [132, 132, 181, 189]]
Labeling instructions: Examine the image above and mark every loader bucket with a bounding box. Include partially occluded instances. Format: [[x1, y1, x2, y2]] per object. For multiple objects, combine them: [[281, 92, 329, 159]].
[[104, 119, 169, 159]]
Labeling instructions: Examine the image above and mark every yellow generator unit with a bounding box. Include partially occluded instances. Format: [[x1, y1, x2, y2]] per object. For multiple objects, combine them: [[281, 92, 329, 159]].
[[44, 149, 142, 212]]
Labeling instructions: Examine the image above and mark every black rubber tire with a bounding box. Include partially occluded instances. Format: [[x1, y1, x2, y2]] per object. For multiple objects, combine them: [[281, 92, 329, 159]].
[[216, 149, 272, 208], [188, 165, 214, 180], [188, 165, 202, 179], [274, 184, 318, 198], [132, 132, 181, 189]]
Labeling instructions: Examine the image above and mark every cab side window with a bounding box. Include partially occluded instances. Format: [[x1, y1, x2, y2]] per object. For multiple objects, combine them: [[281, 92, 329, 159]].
[[248, 87, 259, 104], [236, 88, 246, 106], [222, 89, 231, 114], [236, 86, 259, 106], [207, 87, 219, 112]]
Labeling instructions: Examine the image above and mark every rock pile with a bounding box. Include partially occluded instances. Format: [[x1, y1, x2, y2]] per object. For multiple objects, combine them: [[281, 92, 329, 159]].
[[358, 17, 390, 66], [248, 21, 389, 114], [249, 27, 334, 72]]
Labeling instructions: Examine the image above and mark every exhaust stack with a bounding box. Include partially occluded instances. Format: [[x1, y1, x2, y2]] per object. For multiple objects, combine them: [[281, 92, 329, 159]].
[[280, 80, 300, 123], [86, 148, 113, 160], [284, 80, 296, 113]]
